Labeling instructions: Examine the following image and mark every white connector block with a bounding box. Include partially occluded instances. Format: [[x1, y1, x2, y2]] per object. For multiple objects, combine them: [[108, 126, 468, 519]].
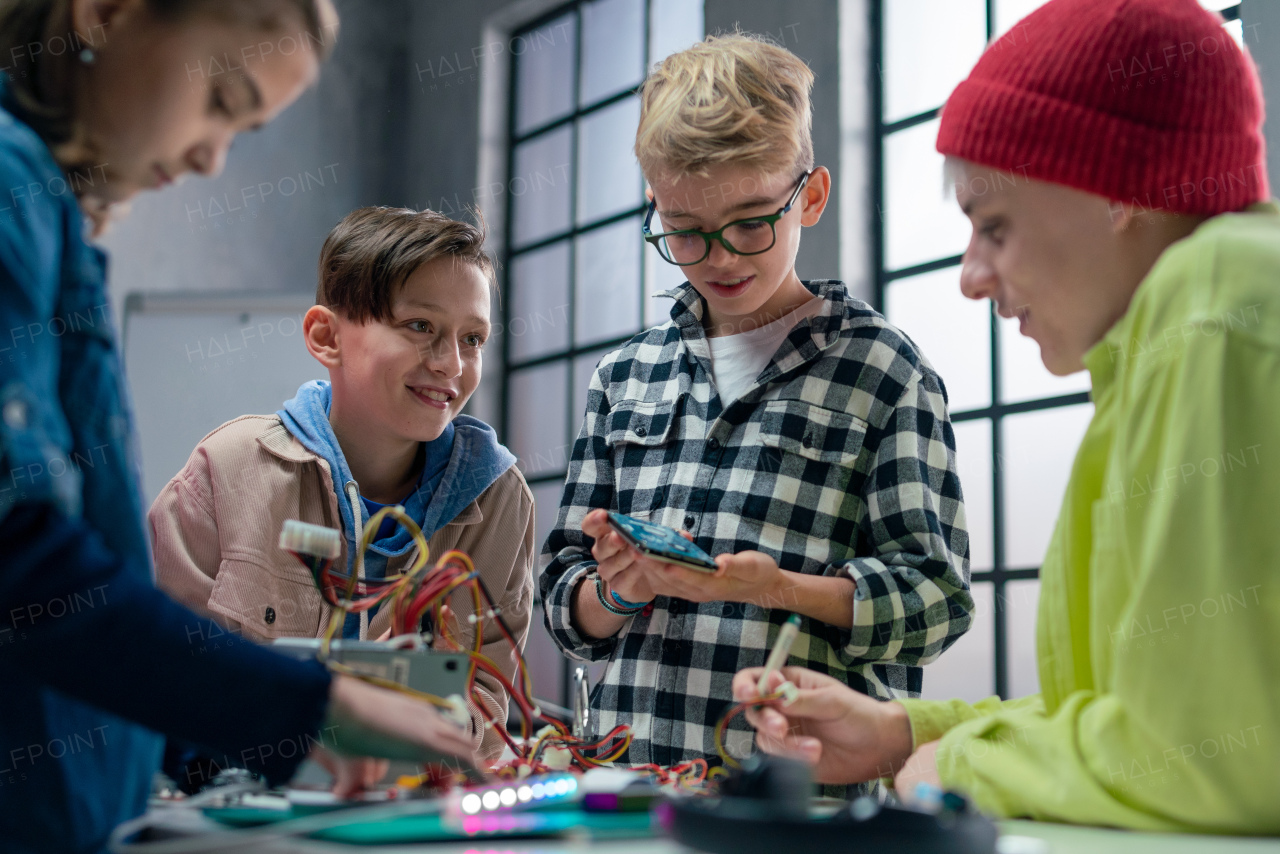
[[441, 694, 470, 728], [778, 680, 800, 706], [279, 519, 341, 559], [543, 745, 572, 771]]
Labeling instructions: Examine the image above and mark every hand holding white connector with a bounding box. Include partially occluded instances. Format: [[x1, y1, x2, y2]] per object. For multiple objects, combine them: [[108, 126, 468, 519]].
[[441, 694, 470, 728], [777, 680, 799, 706]]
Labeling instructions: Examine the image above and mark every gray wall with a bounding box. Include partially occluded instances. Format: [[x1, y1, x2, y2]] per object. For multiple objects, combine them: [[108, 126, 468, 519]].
[[403, 0, 512, 216], [1243, 0, 1280, 191]]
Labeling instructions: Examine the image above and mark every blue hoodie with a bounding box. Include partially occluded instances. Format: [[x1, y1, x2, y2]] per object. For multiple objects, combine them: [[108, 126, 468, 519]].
[[278, 381, 516, 635]]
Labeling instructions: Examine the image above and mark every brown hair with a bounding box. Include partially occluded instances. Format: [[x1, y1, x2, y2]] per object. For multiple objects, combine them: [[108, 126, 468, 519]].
[[635, 31, 814, 180], [317, 207, 496, 324], [0, 0, 338, 158]]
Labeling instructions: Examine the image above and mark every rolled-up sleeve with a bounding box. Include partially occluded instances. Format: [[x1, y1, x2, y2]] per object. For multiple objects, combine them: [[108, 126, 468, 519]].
[[839, 370, 973, 667]]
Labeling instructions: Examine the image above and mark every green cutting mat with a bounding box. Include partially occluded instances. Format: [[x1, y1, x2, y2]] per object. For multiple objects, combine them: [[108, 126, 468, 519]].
[[204, 805, 655, 844]]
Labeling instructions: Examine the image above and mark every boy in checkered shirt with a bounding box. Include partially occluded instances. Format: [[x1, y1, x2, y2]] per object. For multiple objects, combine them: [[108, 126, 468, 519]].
[[540, 33, 974, 774]]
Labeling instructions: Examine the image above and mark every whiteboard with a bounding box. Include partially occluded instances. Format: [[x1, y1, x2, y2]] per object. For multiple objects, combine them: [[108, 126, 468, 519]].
[[122, 291, 324, 505]]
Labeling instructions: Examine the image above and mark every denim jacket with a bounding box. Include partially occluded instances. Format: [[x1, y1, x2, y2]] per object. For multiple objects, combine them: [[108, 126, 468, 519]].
[[0, 79, 169, 850], [0, 83, 330, 853]]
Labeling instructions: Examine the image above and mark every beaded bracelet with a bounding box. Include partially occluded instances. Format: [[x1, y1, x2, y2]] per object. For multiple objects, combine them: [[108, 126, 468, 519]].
[[592, 572, 645, 617], [609, 587, 650, 610]]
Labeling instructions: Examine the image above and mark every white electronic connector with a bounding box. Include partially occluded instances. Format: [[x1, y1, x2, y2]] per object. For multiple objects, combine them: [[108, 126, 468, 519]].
[[777, 680, 800, 706], [279, 520, 341, 559], [542, 745, 572, 771], [533, 724, 558, 743], [441, 694, 470, 728]]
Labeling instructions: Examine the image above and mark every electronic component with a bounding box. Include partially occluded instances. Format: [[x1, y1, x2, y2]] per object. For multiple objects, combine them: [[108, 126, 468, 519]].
[[278, 519, 341, 559], [756, 613, 801, 693], [659, 756, 999, 854], [453, 773, 580, 818], [606, 511, 719, 572], [271, 637, 468, 701]]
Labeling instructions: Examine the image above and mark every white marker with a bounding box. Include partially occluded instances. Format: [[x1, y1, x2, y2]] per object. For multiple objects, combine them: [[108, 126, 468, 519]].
[[757, 613, 802, 694]]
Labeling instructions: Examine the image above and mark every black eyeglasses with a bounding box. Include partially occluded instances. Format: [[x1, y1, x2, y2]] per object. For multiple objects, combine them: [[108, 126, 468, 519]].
[[642, 170, 812, 267]]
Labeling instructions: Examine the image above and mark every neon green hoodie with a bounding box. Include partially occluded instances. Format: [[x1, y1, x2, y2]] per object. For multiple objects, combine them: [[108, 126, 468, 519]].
[[900, 202, 1280, 833]]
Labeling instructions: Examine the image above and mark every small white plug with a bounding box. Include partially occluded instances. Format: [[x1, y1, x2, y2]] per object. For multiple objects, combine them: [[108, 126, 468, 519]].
[[543, 745, 572, 771], [279, 520, 341, 559], [777, 681, 800, 706], [441, 694, 470, 728]]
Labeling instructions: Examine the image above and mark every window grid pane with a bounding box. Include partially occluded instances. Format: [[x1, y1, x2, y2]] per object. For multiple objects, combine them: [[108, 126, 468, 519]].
[[504, 0, 703, 511], [885, 266, 991, 412], [1005, 578, 1041, 698], [1000, 403, 1094, 568], [508, 361, 571, 476], [883, 119, 971, 271], [578, 0, 645, 106], [574, 217, 643, 347], [920, 581, 994, 702], [508, 241, 572, 362], [514, 13, 578, 135], [882, 0, 987, 123], [511, 126, 573, 248]]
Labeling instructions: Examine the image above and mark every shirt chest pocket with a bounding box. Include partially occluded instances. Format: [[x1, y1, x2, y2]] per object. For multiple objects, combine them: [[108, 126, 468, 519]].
[[756, 399, 868, 469], [604, 399, 678, 449], [603, 399, 678, 518], [740, 400, 870, 542]]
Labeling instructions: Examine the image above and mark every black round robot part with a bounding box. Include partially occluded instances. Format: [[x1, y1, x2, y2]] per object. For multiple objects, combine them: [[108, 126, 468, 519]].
[[661, 794, 999, 854], [661, 755, 998, 854]]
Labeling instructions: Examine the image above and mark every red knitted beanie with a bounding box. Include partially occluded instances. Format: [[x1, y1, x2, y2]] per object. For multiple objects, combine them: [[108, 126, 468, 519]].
[[936, 0, 1269, 215]]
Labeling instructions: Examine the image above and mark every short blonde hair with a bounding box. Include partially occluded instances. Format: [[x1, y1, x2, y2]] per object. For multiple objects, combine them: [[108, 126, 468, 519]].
[[635, 32, 815, 180]]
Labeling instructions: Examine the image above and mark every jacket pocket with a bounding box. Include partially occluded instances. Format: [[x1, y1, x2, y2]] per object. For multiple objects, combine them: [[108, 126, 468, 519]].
[[208, 556, 324, 640]]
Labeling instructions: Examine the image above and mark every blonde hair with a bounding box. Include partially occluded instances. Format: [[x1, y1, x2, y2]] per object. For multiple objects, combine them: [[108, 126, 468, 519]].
[[635, 32, 815, 180]]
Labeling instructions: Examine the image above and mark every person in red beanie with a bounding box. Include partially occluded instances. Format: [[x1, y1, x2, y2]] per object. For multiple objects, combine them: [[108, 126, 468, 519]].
[[732, 0, 1280, 833]]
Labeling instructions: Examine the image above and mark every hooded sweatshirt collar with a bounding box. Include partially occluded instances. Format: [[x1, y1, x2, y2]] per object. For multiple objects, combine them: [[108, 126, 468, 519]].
[[277, 380, 516, 561]]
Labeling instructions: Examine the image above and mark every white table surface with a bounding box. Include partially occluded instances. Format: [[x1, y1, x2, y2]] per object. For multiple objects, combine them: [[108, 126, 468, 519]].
[[135, 805, 1280, 854]]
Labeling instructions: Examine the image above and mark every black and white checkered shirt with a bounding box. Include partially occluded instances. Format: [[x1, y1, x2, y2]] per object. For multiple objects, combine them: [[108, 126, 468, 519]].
[[540, 280, 973, 770]]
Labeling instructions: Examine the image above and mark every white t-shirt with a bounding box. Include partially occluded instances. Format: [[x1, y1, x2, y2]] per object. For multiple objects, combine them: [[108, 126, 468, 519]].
[[706, 296, 824, 405]]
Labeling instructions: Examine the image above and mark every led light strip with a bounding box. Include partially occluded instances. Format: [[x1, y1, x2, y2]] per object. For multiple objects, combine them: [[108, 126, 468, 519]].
[[457, 774, 579, 815]]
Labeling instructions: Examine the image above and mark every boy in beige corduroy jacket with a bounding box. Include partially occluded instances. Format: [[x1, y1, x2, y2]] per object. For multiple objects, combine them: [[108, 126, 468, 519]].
[[149, 207, 535, 764]]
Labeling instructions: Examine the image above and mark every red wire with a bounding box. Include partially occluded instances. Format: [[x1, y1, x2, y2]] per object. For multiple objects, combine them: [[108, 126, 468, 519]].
[[292, 546, 670, 777]]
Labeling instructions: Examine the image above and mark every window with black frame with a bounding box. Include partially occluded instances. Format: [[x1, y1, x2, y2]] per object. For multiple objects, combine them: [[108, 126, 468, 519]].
[[499, 0, 704, 705], [871, 0, 1244, 702]]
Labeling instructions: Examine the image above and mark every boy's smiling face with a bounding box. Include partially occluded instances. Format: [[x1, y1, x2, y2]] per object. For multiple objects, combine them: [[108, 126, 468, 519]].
[[648, 163, 830, 336], [324, 257, 490, 443]]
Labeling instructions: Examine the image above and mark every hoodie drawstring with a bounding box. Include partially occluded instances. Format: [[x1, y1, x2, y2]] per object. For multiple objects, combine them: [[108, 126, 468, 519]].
[[345, 480, 369, 639]]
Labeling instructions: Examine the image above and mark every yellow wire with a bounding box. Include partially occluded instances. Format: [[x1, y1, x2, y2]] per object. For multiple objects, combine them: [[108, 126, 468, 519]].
[[309, 514, 649, 775], [320, 505, 432, 660], [714, 693, 784, 770]]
